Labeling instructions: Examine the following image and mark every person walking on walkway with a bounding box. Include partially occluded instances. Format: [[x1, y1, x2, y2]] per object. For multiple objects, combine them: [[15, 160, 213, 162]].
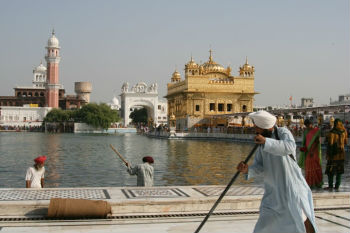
[[298, 119, 323, 189], [25, 155, 46, 188], [237, 111, 317, 233], [126, 156, 154, 187], [325, 118, 348, 190]]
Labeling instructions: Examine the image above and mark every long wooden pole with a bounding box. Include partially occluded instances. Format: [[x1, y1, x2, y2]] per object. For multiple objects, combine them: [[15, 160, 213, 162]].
[[109, 144, 129, 166], [194, 144, 259, 233]]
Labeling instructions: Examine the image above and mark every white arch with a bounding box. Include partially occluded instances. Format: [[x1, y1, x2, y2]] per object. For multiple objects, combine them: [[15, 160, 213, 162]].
[[120, 82, 161, 127], [126, 100, 155, 126]]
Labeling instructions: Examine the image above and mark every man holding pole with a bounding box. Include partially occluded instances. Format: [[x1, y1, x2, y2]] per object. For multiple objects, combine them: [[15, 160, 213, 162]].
[[109, 145, 154, 187], [237, 110, 317, 233], [126, 156, 154, 187]]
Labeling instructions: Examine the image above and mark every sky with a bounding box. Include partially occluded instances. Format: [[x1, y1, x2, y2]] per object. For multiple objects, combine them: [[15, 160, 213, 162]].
[[0, 0, 349, 107]]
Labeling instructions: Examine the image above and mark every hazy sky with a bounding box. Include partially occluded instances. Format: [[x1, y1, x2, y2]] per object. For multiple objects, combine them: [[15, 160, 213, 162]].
[[0, 0, 349, 107]]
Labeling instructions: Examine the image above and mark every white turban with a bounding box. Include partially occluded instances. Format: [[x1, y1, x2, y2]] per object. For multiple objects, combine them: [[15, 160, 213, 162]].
[[248, 110, 276, 129]]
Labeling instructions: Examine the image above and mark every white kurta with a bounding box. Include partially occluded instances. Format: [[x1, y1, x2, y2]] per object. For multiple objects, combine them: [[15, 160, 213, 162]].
[[25, 167, 45, 188], [247, 127, 317, 233], [127, 162, 154, 187]]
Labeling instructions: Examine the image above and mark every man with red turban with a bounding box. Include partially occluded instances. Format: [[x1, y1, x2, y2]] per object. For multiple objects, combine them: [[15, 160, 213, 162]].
[[126, 156, 154, 186], [25, 155, 46, 188]]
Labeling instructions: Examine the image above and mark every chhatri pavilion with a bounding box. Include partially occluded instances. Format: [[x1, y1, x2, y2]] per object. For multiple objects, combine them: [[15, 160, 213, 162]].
[[165, 50, 257, 130]]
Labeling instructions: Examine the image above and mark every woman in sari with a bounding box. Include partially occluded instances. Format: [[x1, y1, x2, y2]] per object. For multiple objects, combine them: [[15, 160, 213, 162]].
[[298, 119, 323, 189], [325, 119, 348, 190]]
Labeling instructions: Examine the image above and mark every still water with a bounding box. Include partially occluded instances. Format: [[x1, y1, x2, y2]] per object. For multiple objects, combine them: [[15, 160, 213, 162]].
[[0, 132, 349, 188]]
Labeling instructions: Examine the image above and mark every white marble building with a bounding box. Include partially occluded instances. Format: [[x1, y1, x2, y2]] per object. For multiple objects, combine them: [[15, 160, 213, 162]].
[[0, 106, 52, 127], [108, 96, 121, 110], [120, 82, 167, 126]]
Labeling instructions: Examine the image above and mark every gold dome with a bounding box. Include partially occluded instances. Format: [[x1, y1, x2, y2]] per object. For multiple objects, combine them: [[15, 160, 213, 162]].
[[202, 62, 225, 72], [171, 69, 181, 82], [241, 57, 254, 70], [185, 56, 199, 68], [172, 70, 181, 78], [239, 57, 255, 77], [243, 63, 251, 69], [202, 50, 225, 73]]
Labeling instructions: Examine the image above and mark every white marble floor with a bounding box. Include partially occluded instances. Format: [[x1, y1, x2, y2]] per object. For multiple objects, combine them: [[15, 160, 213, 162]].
[[0, 209, 348, 233]]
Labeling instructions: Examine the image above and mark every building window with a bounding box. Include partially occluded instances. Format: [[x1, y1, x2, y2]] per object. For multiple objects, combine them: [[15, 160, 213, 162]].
[[218, 103, 224, 112], [210, 103, 215, 111], [227, 104, 232, 112], [158, 117, 161, 119], [163, 117, 166, 119], [158, 105, 161, 110], [242, 105, 247, 112], [195, 105, 200, 111]]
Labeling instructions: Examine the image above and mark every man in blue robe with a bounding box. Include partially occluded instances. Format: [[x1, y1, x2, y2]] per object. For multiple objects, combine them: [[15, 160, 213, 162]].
[[237, 111, 317, 233]]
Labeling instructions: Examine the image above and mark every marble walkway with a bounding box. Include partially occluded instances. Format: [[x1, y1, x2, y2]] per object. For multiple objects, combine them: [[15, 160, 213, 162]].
[[0, 185, 349, 232]]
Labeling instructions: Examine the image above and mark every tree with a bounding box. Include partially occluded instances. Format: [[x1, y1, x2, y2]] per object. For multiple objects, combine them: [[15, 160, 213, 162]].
[[44, 109, 76, 122], [44, 103, 120, 129], [129, 108, 148, 124], [75, 103, 120, 129]]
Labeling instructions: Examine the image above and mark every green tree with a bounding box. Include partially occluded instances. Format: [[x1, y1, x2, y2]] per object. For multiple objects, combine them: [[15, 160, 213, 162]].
[[44, 103, 119, 129], [75, 103, 120, 129], [44, 109, 76, 122], [129, 108, 148, 124]]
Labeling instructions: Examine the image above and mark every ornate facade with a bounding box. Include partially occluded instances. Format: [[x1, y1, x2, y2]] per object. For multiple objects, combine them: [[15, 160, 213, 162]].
[[166, 51, 257, 130], [120, 82, 167, 127]]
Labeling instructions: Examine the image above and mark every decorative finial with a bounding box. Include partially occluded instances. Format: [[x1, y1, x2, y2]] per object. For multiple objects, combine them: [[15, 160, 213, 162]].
[[52, 28, 55, 35], [209, 49, 213, 62], [190, 53, 194, 62], [245, 56, 248, 64]]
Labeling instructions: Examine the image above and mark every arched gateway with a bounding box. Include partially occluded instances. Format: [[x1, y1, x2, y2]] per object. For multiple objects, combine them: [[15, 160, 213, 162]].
[[120, 82, 167, 127]]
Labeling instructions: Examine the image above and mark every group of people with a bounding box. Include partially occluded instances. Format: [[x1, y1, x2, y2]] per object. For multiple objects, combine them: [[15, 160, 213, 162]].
[[25, 110, 348, 233], [298, 118, 348, 190]]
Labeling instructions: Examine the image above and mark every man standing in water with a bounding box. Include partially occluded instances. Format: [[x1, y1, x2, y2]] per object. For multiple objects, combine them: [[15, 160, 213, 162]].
[[126, 156, 154, 187], [25, 155, 46, 188], [237, 111, 317, 233]]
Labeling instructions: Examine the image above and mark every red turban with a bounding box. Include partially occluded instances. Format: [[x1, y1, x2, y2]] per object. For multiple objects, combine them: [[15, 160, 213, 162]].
[[142, 156, 154, 164], [34, 155, 47, 164]]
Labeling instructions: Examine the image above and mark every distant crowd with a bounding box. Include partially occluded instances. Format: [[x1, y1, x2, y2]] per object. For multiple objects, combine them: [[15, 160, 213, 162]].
[[138, 120, 350, 139], [0, 125, 43, 132]]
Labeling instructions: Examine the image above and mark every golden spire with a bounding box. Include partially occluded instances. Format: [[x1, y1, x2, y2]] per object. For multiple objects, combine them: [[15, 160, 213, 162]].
[[209, 49, 213, 62], [245, 56, 248, 64]]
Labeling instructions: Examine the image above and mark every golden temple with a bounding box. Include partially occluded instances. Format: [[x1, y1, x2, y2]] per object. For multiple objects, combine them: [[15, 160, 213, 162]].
[[166, 50, 257, 130]]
